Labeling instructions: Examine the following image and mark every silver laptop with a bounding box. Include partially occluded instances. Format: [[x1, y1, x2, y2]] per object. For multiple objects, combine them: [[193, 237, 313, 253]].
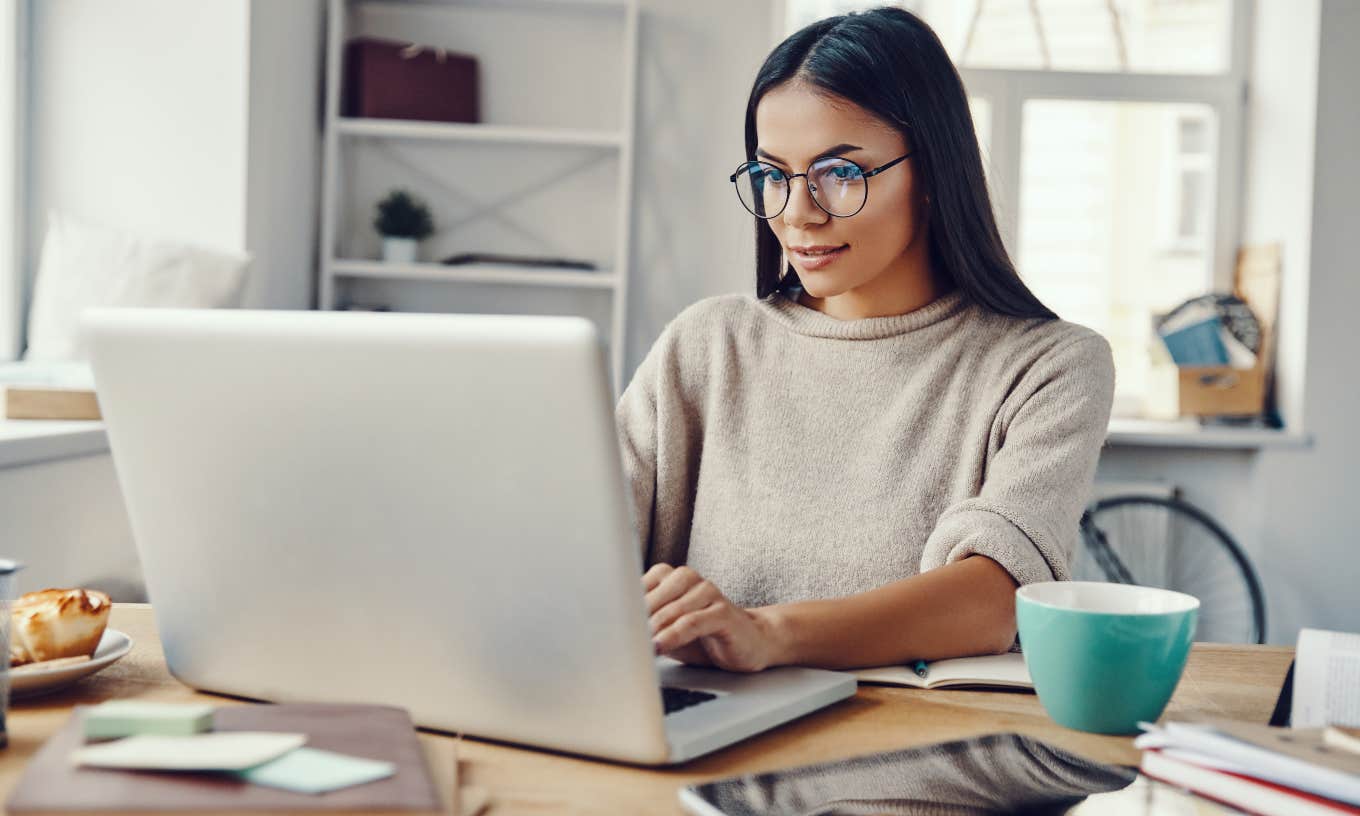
[[84, 308, 855, 765]]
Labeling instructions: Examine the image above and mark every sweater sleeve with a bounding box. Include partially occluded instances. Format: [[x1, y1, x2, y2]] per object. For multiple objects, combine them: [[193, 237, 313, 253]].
[[616, 300, 731, 570], [919, 334, 1116, 586], [615, 338, 662, 565]]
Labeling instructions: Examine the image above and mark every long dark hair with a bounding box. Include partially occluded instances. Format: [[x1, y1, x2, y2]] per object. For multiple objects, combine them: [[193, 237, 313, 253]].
[[745, 7, 1056, 320]]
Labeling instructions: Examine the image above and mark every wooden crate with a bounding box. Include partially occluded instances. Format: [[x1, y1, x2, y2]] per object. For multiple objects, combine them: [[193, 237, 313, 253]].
[[1177, 245, 1280, 418]]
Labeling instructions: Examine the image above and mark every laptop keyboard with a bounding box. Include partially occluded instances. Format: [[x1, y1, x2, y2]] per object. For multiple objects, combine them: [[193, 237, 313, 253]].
[[661, 686, 718, 715]]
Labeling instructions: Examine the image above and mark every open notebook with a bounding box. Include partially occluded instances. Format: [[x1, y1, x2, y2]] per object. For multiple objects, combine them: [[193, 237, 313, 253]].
[[853, 652, 1033, 691], [1293, 628, 1360, 728]]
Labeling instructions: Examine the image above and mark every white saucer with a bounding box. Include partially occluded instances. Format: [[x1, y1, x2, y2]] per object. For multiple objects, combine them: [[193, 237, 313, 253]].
[[7, 629, 134, 700]]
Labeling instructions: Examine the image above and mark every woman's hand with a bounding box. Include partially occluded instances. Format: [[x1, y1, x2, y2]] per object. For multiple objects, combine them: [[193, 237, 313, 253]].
[[642, 564, 783, 673]]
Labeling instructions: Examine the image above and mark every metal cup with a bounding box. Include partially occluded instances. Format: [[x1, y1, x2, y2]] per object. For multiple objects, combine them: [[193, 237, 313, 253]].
[[0, 559, 21, 749]]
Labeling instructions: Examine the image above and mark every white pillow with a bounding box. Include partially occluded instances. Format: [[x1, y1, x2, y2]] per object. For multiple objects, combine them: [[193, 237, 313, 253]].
[[24, 212, 251, 361]]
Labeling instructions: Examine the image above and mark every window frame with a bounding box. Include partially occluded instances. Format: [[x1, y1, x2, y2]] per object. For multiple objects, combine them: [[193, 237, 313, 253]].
[[1160, 109, 1215, 253], [958, 0, 1252, 294]]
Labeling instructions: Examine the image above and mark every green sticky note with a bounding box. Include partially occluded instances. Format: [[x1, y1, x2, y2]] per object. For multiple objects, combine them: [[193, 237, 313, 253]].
[[83, 701, 215, 740], [235, 747, 396, 795]]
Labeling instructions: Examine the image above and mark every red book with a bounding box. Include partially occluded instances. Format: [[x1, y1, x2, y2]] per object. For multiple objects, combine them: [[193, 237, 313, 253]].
[[1142, 749, 1360, 816]]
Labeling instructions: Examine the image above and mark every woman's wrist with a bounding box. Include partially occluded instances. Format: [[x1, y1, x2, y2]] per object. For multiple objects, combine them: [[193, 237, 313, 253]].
[[751, 603, 798, 668]]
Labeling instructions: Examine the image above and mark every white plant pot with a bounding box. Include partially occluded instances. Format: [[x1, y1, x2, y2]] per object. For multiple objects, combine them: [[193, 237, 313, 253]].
[[381, 236, 419, 264]]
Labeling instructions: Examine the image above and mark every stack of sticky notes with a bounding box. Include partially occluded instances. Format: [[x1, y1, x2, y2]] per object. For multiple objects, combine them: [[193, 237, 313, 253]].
[[74, 702, 396, 795], [83, 701, 216, 739], [74, 732, 309, 771], [232, 747, 399, 795]]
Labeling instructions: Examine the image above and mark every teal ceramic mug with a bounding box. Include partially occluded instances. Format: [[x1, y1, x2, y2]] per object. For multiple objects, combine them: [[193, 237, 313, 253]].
[[1016, 581, 1199, 735]]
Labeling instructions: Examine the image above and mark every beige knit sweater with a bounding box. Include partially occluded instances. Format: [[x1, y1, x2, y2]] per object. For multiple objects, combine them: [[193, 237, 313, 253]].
[[615, 289, 1116, 608]]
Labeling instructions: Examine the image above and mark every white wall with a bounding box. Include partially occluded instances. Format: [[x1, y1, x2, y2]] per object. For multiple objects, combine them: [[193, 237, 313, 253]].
[[1099, 0, 1360, 644], [244, 0, 325, 309], [25, 0, 323, 324], [1251, 0, 1360, 639], [1239, 0, 1319, 434], [26, 0, 251, 280], [622, 0, 770, 371]]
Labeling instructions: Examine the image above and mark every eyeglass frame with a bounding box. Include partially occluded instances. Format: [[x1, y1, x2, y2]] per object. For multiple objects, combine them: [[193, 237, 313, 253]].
[[728, 152, 914, 219]]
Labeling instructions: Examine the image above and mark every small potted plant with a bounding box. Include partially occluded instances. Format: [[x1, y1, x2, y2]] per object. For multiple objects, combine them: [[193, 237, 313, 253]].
[[374, 189, 434, 263]]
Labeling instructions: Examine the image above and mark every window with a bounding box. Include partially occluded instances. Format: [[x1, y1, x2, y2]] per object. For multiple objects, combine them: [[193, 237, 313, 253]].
[[1165, 111, 1214, 251], [0, 0, 23, 363], [778, 0, 1248, 419]]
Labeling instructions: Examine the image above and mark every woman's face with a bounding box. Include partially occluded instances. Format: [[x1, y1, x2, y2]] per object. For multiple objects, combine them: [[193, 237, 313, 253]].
[[754, 82, 931, 313]]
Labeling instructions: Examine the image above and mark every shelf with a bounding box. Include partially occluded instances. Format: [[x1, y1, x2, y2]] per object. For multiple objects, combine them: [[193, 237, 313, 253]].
[[320, 0, 638, 388], [335, 118, 624, 149], [0, 420, 108, 469], [1105, 417, 1312, 450], [330, 259, 618, 289]]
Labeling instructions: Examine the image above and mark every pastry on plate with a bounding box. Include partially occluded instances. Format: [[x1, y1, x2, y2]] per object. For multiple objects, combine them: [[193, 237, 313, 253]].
[[9, 588, 111, 667]]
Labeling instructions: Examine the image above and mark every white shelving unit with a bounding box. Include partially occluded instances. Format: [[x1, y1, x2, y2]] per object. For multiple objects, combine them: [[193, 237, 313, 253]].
[[334, 118, 625, 148], [317, 0, 639, 387], [330, 259, 619, 289]]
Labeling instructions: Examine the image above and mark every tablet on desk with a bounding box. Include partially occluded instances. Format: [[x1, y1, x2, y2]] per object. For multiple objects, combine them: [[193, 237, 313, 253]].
[[680, 732, 1138, 816]]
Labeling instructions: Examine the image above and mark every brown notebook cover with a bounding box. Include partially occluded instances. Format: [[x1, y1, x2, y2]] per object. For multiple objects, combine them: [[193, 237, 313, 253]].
[[7, 703, 443, 814]]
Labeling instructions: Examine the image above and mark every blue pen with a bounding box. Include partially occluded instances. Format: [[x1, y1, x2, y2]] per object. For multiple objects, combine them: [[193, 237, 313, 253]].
[[912, 659, 928, 679]]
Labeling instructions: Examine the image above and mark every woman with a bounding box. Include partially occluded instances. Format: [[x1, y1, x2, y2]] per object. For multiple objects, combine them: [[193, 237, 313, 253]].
[[616, 7, 1115, 673]]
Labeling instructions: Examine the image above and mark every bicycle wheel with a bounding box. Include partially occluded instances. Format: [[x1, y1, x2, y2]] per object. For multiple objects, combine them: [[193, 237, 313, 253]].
[[1075, 496, 1266, 644]]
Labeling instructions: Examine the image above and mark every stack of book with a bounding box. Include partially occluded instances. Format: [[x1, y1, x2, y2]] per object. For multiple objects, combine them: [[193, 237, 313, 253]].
[[1156, 294, 1261, 369], [1137, 721, 1360, 815], [1135, 627, 1360, 816]]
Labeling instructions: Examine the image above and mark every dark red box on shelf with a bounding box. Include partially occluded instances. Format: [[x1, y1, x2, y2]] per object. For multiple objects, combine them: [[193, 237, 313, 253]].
[[343, 37, 479, 123]]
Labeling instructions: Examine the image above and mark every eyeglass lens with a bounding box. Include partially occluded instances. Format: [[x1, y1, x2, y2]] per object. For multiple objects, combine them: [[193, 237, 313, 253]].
[[734, 157, 868, 218]]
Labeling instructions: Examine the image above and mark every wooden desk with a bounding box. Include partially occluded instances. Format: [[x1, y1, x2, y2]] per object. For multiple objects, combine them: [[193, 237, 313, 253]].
[[2, 605, 1294, 815]]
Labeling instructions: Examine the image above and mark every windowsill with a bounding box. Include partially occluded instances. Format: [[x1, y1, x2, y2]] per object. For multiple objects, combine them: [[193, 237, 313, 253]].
[[1106, 417, 1312, 450], [0, 415, 1315, 470], [0, 361, 106, 468], [0, 419, 109, 469]]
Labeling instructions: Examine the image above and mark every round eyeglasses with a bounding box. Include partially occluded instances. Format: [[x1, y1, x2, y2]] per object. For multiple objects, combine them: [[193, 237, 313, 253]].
[[728, 153, 912, 219]]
